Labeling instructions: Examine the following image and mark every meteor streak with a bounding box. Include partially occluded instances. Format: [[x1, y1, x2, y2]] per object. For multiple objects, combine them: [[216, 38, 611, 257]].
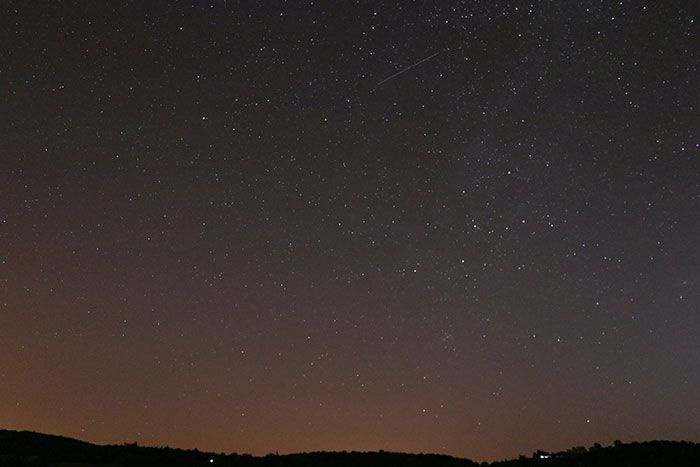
[[372, 51, 440, 89]]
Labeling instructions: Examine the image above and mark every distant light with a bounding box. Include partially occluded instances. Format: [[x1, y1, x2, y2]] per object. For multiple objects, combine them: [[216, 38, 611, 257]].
[[209, 459, 214, 463]]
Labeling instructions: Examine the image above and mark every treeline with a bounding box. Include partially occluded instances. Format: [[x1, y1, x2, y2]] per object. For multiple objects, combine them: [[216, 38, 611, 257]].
[[1, 429, 699, 467], [491, 440, 700, 466], [0, 430, 475, 467]]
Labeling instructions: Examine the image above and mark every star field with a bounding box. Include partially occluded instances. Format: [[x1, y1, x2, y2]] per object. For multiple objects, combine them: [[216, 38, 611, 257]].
[[1, 1, 698, 462]]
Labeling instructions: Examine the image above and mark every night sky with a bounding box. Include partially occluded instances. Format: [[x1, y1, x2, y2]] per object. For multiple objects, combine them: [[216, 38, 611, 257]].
[[1, 0, 698, 462]]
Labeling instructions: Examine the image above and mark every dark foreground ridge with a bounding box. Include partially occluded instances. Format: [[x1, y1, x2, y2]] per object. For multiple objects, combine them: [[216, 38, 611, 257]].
[[1, 429, 699, 467]]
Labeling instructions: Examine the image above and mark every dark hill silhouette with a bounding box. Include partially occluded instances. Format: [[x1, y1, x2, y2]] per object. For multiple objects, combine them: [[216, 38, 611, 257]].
[[1, 429, 698, 467]]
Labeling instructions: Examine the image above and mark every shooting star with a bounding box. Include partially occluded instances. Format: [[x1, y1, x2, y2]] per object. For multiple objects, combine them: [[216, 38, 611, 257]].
[[372, 51, 440, 90]]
